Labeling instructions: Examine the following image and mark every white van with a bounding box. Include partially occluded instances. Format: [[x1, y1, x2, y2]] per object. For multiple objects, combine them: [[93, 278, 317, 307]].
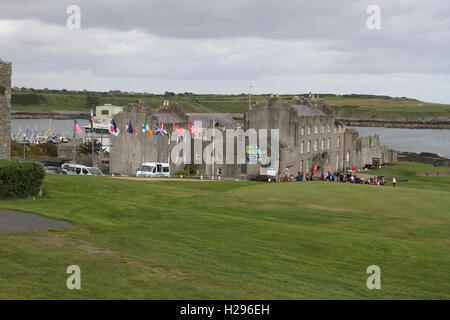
[[62, 163, 103, 176], [136, 162, 170, 178]]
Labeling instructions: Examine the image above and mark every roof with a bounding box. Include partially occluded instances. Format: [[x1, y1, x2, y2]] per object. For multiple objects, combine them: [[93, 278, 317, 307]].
[[186, 113, 237, 128], [292, 105, 323, 117], [153, 112, 187, 124]]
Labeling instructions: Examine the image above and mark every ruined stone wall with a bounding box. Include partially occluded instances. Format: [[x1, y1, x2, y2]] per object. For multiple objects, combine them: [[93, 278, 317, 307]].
[[0, 59, 12, 159], [358, 135, 397, 167]]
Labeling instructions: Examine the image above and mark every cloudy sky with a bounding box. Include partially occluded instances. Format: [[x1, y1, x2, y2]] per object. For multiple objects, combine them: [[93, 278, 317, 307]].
[[1, 0, 449, 103]]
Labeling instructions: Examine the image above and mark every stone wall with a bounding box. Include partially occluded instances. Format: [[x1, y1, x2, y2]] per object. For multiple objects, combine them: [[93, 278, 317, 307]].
[[416, 170, 450, 177], [0, 59, 12, 159], [109, 103, 189, 175]]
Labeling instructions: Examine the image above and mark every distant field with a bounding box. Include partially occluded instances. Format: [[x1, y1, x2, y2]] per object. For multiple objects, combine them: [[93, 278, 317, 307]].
[[0, 162, 449, 299], [11, 91, 450, 121]]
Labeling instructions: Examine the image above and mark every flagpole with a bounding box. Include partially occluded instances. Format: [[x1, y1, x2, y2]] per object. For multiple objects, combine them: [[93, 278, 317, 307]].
[[73, 127, 76, 163], [91, 128, 94, 167], [143, 116, 146, 164], [127, 125, 130, 175], [212, 119, 215, 180]]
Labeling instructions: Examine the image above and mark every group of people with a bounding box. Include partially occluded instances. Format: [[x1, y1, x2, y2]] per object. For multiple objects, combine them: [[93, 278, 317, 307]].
[[283, 171, 397, 187]]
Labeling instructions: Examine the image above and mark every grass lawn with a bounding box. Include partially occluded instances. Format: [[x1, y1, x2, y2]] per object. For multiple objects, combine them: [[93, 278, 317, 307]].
[[0, 162, 449, 299]]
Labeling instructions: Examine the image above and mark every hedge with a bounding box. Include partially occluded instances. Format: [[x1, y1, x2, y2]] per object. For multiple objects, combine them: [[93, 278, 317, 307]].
[[0, 160, 45, 199], [11, 93, 47, 105]]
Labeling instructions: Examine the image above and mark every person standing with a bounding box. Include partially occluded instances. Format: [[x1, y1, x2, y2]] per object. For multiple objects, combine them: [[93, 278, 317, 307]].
[[392, 177, 397, 187]]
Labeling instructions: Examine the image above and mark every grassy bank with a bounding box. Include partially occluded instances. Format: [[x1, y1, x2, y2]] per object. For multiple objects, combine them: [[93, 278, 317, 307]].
[[0, 162, 449, 299], [12, 91, 450, 121]]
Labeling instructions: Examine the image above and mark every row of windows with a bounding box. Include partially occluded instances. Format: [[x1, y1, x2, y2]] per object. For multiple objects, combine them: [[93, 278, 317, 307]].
[[300, 124, 332, 136], [299, 136, 341, 154]]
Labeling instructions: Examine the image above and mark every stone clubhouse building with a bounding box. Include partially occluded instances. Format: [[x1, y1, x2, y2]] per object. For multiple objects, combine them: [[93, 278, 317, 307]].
[[108, 95, 397, 180]]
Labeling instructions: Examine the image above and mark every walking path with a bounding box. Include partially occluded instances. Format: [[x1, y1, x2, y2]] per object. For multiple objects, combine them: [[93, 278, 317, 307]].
[[0, 210, 72, 232]]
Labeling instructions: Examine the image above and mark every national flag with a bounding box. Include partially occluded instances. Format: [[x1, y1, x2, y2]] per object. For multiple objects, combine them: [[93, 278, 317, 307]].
[[313, 164, 319, 175], [173, 123, 185, 139], [155, 121, 168, 136], [73, 119, 82, 137], [142, 121, 152, 136], [108, 119, 120, 136], [90, 109, 94, 132], [189, 123, 199, 135], [127, 120, 137, 135]]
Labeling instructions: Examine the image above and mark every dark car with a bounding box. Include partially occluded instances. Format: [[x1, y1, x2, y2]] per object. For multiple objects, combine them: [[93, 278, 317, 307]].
[[44, 166, 68, 174]]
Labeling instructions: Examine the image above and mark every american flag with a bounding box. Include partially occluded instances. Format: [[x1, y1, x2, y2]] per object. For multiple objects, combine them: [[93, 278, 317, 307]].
[[73, 119, 82, 137]]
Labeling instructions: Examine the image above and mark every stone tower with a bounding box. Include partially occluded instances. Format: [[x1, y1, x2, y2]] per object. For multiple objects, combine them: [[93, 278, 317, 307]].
[[0, 59, 12, 159]]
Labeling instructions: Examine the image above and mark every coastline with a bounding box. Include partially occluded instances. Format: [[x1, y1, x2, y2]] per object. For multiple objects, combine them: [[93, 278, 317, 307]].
[[338, 118, 450, 129], [11, 110, 450, 129], [12, 110, 90, 120]]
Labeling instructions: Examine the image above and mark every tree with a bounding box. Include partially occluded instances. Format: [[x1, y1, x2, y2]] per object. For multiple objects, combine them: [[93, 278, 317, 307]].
[[80, 140, 103, 155], [85, 95, 100, 110]]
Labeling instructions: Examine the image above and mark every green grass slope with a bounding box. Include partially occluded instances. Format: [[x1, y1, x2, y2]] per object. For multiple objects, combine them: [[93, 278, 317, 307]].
[[0, 163, 449, 299], [12, 92, 450, 121]]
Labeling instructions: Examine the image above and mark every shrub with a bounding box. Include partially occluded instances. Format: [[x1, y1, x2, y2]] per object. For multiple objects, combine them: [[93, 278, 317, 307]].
[[11, 93, 47, 105], [250, 175, 269, 182], [175, 170, 188, 177], [0, 160, 45, 199]]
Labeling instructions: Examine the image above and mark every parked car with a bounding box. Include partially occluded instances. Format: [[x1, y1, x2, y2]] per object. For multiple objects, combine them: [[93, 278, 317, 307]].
[[136, 162, 170, 177], [44, 166, 69, 174], [61, 163, 103, 175]]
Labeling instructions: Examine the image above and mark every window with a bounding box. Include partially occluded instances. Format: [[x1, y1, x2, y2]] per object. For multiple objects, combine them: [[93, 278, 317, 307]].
[[327, 125, 331, 133], [301, 127, 305, 135], [306, 159, 310, 172], [336, 154, 340, 170], [300, 142, 304, 154], [300, 160, 304, 173], [321, 126, 325, 134], [217, 168, 222, 175], [314, 140, 318, 152], [346, 151, 350, 163], [314, 126, 318, 134], [163, 167, 169, 173], [321, 139, 325, 150], [307, 126, 311, 135], [337, 136, 341, 148], [306, 141, 311, 153], [101, 110, 109, 115], [327, 138, 331, 149], [294, 123, 298, 147]]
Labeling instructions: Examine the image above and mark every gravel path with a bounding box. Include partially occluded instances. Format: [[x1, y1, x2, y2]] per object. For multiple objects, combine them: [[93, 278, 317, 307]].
[[0, 210, 72, 232]]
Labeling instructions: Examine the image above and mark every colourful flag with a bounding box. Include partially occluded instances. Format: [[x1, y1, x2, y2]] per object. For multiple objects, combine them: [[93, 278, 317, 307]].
[[313, 164, 319, 175], [108, 119, 120, 136], [127, 120, 137, 135], [73, 119, 82, 137], [142, 121, 152, 136], [189, 123, 199, 135], [155, 121, 168, 136], [173, 123, 185, 139], [90, 109, 94, 132]]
